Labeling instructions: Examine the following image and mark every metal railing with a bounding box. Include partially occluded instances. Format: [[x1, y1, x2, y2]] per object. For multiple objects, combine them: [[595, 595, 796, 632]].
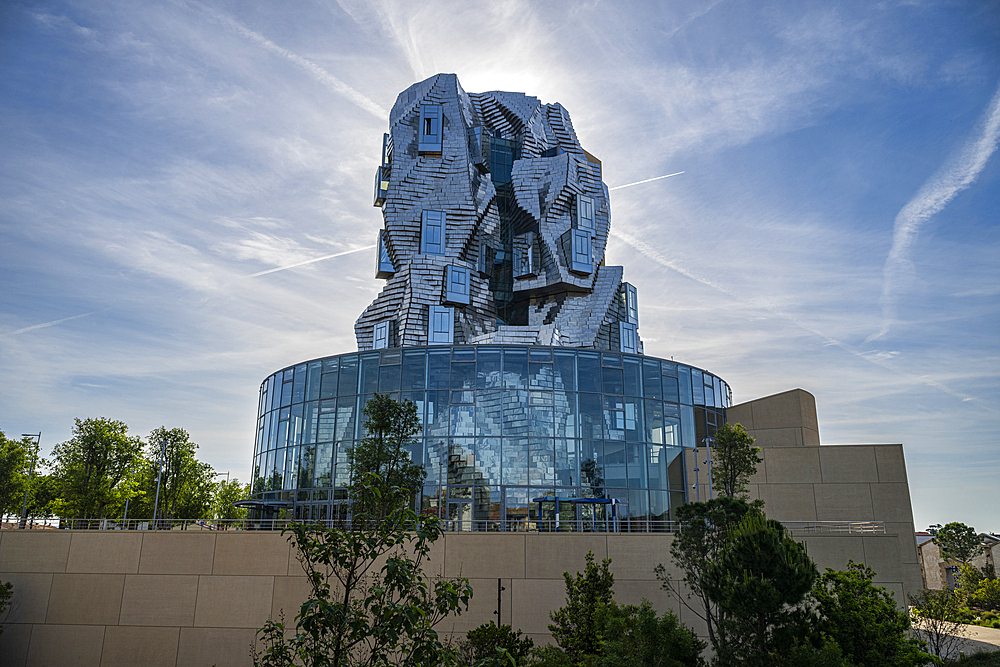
[[0, 518, 886, 534]]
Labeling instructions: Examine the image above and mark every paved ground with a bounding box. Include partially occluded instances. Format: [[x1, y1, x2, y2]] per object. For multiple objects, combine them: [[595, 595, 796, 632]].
[[914, 623, 1000, 660]]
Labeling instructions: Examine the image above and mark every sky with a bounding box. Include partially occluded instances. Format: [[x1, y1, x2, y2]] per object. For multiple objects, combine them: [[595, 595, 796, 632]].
[[1, 0, 998, 532]]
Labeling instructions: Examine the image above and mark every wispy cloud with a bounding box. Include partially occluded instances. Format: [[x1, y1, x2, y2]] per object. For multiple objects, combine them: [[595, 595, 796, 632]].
[[242, 245, 376, 278], [4, 310, 107, 337], [201, 5, 388, 120], [870, 81, 1000, 342], [610, 171, 684, 191]]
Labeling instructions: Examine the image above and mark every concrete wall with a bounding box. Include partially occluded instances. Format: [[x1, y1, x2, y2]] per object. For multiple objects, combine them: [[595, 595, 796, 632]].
[[0, 528, 914, 667], [690, 388, 923, 599]]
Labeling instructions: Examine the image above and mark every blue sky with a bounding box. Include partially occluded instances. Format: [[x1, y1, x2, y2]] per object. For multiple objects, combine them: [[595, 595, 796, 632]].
[[1, 0, 997, 531]]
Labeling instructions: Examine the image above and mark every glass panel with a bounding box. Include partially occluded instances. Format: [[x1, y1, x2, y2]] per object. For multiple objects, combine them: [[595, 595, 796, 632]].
[[663, 375, 680, 404], [306, 361, 323, 401], [451, 361, 477, 390], [501, 438, 528, 486], [356, 395, 374, 440], [553, 351, 577, 391], [624, 397, 643, 442], [623, 358, 641, 396], [692, 369, 705, 405], [450, 404, 476, 436], [503, 348, 528, 389], [334, 442, 351, 487], [298, 444, 315, 488], [644, 399, 664, 444], [426, 390, 450, 439], [580, 440, 605, 498], [529, 438, 554, 486], [359, 353, 380, 394], [602, 353, 622, 368], [280, 380, 293, 407], [313, 442, 333, 488], [603, 396, 625, 441], [501, 390, 529, 437], [576, 352, 601, 393], [602, 442, 627, 488], [448, 439, 476, 485], [339, 356, 359, 396], [427, 349, 451, 389], [602, 367, 624, 395], [555, 438, 578, 487], [269, 374, 280, 411], [678, 365, 692, 405], [664, 416, 681, 447], [529, 405, 554, 438], [378, 365, 401, 393], [276, 420, 289, 451], [553, 391, 577, 438], [320, 371, 338, 400], [289, 403, 304, 446], [681, 405, 696, 450], [529, 363, 554, 389], [642, 360, 662, 399], [475, 437, 502, 485], [401, 391, 425, 434], [292, 364, 306, 404], [285, 446, 299, 490], [335, 397, 356, 441], [713, 376, 723, 409], [401, 349, 427, 390], [302, 402, 319, 445], [666, 446, 685, 490], [476, 347, 502, 389], [626, 443, 646, 488], [424, 438, 447, 486], [649, 490, 669, 530], [647, 444, 668, 491], [504, 487, 530, 531], [476, 390, 502, 436], [628, 490, 649, 531], [578, 393, 603, 440], [451, 390, 474, 404], [323, 358, 339, 373]]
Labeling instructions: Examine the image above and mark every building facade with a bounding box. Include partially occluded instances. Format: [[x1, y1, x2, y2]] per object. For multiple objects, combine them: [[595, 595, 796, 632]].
[[247, 73, 732, 525]]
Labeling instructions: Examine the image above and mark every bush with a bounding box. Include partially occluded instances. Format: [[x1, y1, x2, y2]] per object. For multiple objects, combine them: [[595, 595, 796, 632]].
[[458, 623, 534, 666]]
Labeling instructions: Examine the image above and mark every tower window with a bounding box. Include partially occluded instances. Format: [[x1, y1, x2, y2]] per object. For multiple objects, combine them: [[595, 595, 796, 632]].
[[421, 210, 447, 255], [444, 265, 470, 305], [576, 195, 595, 232], [428, 305, 454, 345], [418, 104, 443, 153], [620, 322, 638, 354], [373, 321, 391, 350]]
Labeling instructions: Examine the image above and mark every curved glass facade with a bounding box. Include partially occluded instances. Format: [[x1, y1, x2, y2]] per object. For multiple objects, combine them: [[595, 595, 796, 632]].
[[251, 345, 730, 532]]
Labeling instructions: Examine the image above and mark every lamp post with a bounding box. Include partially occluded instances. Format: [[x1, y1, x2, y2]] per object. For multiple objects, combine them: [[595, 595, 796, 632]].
[[18, 432, 41, 529], [703, 436, 714, 500], [152, 435, 168, 530], [691, 446, 700, 503]]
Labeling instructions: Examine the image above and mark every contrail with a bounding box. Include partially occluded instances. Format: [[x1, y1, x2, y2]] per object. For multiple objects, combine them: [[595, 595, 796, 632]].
[[5, 310, 105, 336], [869, 81, 1000, 342], [610, 171, 684, 191], [244, 245, 376, 278], [206, 7, 388, 120]]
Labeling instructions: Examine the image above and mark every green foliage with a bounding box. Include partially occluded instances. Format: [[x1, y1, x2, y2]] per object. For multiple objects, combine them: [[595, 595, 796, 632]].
[[0, 431, 36, 518], [48, 417, 143, 520], [702, 513, 818, 667], [656, 496, 762, 654], [348, 394, 425, 520], [594, 600, 705, 667], [0, 580, 13, 636], [458, 622, 534, 666], [775, 639, 850, 667], [253, 396, 470, 667], [811, 561, 930, 667], [957, 564, 1000, 612], [147, 427, 215, 521], [211, 478, 251, 521], [910, 588, 969, 659], [548, 551, 615, 658], [934, 522, 981, 565], [709, 423, 762, 500]]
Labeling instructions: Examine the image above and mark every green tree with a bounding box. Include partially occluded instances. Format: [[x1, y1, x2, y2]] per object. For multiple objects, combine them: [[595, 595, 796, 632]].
[[548, 551, 615, 659], [702, 513, 818, 667], [48, 417, 143, 521], [0, 431, 36, 519], [710, 423, 762, 500], [212, 478, 251, 522], [596, 600, 705, 667], [147, 427, 215, 522], [253, 395, 471, 667], [811, 561, 930, 667], [934, 522, 981, 565], [458, 622, 535, 666], [0, 580, 13, 635], [656, 496, 761, 655], [910, 588, 969, 660]]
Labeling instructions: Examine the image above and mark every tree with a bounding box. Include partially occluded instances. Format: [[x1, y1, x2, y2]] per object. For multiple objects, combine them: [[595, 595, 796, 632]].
[[701, 513, 818, 667], [595, 600, 705, 667], [548, 551, 615, 659], [253, 395, 471, 667], [48, 417, 143, 521], [147, 427, 215, 522], [0, 431, 35, 520], [656, 496, 761, 655], [710, 423, 762, 500], [933, 522, 981, 565], [811, 561, 930, 667], [458, 622, 535, 666], [909, 588, 969, 660], [212, 478, 251, 522], [0, 580, 13, 636]]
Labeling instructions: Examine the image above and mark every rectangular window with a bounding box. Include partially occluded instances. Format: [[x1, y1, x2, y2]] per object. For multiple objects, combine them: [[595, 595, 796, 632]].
[[373, 166, 389, 207], [622, 283, 638, 325], [476, 243, 494, 276], [373, 321, 390, 350], [444, 265, 470, 305], [513, 233, 536, 278], [375, 230, 394, 279], [421, 210, 446, 255], [576, 194, 595, 232], [418, 104, 443, 153], [570, 229, 591, 274], [428, 305, 454, 345], [620, 322, 638, 354], [381, 132, 392, 168]]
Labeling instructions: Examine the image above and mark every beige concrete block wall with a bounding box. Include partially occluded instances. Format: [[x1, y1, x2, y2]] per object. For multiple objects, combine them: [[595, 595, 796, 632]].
[[0, 526, 919, 666]]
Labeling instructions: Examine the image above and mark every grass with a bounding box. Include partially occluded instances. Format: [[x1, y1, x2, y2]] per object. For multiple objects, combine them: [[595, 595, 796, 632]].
[[943, 649, 1000, 666]]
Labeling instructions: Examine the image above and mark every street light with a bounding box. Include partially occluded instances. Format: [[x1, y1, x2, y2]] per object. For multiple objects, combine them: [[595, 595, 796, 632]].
[[152, 435, 168, 530], [19, 432, 41, 530]]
